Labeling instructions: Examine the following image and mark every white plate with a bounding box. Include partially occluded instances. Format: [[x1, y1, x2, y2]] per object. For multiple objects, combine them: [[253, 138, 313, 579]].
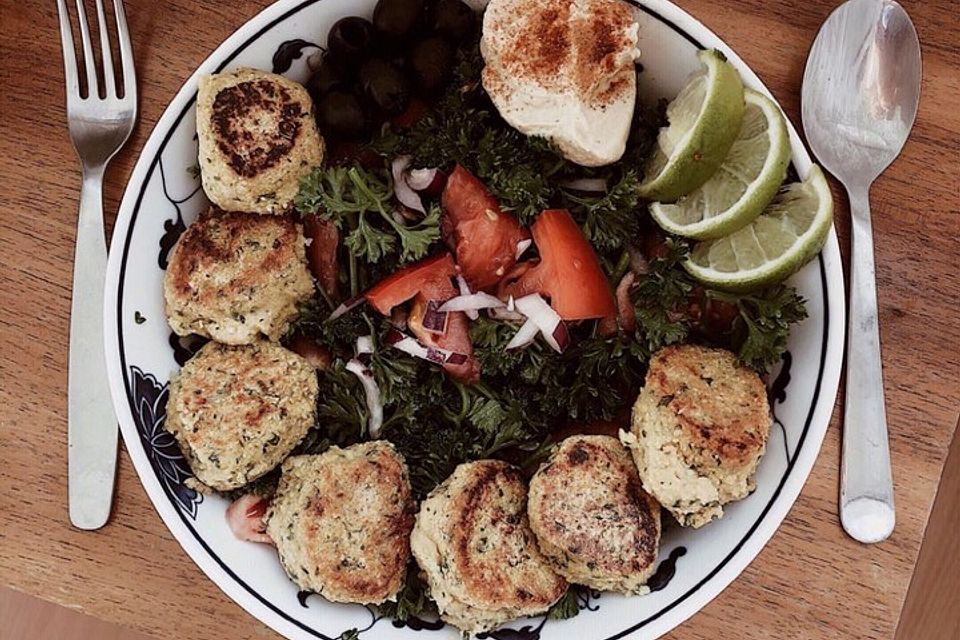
[[103, 1, 845, 638]]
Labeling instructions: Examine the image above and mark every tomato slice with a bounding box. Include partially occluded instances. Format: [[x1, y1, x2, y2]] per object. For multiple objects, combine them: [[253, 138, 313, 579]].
[[365, 253, 458, 315], [288, 333, 333, 371], [409, 292, 480, 383], [390, 97, 429, 129], [441, 165, 529, 291], [365, 253, 479, 382], [303, 216, 340, 298], [500, 209, 616, 320], [599, 272, 637, 336]]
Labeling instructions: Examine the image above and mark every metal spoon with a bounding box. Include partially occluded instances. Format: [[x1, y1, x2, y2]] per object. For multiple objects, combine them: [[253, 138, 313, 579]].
[[802, 0, 920, 544]]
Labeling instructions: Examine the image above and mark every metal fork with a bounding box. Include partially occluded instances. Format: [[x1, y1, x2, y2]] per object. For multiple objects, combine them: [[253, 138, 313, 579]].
[[57, 0, 137, 530]]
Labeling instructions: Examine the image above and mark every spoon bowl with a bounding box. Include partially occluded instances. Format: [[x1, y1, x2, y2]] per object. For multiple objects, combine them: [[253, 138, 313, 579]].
[[801, 0, 921, 545], [803, 0, 921, 185]]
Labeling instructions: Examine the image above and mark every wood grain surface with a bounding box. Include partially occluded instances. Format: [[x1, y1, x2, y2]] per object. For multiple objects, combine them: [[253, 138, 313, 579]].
[[1, 1, 958, 639]]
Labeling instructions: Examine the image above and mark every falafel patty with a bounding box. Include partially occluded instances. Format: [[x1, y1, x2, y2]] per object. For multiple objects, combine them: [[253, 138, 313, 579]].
[[528, 435, 661, 593], [164, 340, 318, 491], [196, 67, 324, 213], [164, 207, 314, 344], [623, 344, 770, 528], [411, 460, 568, 634], [265, 442, 415, 604]]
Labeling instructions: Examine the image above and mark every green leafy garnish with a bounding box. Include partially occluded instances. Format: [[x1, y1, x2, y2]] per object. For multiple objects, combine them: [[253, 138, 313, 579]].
[[296, 166, 439, 265], [252, 25, 809, 630], [632, 239, 695, 352], [563, 171, 644, 251], [711, 285, 808, 370], [375, 567, 433, 621], [547, 587, 583, 620]]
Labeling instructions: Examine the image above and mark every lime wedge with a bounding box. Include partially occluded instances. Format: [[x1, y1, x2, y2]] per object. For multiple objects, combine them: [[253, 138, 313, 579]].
[[650, 90, 790, 239], [638, 49, 745, 202], [684, 165, 833, 291]]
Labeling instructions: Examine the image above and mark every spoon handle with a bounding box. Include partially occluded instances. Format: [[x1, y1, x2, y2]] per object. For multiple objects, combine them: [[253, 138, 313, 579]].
[[840, 184, 895, 544]]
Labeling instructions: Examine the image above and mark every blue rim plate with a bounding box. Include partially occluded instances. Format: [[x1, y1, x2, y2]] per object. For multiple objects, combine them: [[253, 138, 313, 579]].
[[103, 1, 845, 638]]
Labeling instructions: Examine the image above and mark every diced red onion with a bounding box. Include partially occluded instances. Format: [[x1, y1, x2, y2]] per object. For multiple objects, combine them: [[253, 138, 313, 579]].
[[614, 272, 637, 333], [289, 334, 332, 371], [552, 321, 571, 351], [385, 328, 469, 366], [407, 167, 439, 191], [304, 236, 314, 247], [455, 274, 479, 320], [390, 306, 408, 330], [421, 299, 449, 334], [446, 352, 468, 365], [513, 293, 567, 353], [356, 335, 374, 365], [356, 335, 374, 355], [439, 292, 505, 314], [505, 318, 539, 350], [328, 295, 364, 321], [346, 358, 384, 438], [225, 494, 273, 545], [421, 169, 448, 197], [392, 209, 408, 226], [560, 177, 608, 192], [391, 155, 425, 214], [629, 246, 650, 276], [515, 238, 533, 260], [488, 306, 526, 322]]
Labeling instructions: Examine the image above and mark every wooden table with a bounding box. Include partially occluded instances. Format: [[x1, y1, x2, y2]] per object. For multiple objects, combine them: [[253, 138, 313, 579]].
[[1, 1, 958, 638]]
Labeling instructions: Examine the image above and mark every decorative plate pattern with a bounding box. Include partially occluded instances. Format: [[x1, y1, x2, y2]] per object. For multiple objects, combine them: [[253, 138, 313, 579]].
[[103, 1, 845, 639]]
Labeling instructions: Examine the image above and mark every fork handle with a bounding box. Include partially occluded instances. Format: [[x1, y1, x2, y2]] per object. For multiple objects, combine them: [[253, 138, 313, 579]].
[[68, 165, 119, 530], [839, 183, 895, 544]]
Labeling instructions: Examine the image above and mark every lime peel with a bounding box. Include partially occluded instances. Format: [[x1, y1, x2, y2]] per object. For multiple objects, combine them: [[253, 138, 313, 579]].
[[638, 49, 746, 202], [683, 165, 834, 292], [650, 90, 791, 240]]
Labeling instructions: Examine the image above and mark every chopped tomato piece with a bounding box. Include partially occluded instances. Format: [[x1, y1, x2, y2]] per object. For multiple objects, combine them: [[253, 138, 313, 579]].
[[391, 97, 429, 129], [599, 272, 637, 336], [441, 165, 529, 291], [288, 334, 332, 371], [500, 209, 616, 321], [642, 230, 671, 261], [365, 253, 457, 315], [409, 292, 480, 383], [365, 253, 480, 381], [224, 494, 273, 544], [328, 141, 384, 169], [303, 216, 340, 298], [689, 287, 738, 342]]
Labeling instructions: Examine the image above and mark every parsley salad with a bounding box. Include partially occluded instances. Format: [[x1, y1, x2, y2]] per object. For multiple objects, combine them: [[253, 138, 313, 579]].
[[277, 33, 808, 511]]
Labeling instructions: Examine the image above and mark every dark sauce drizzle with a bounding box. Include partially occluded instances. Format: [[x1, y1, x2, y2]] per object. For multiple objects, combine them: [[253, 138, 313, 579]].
[[647, 546, 687, 593], [296, 590, 313, 608], [392, 616, 446, 631]]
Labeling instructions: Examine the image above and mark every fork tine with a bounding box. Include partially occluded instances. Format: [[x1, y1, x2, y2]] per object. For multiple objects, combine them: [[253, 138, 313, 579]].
[[74, 0, 99, 97], [112, 0, 136, 101], [56, 0, 80, 98], [94, 0, 116, 97]]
